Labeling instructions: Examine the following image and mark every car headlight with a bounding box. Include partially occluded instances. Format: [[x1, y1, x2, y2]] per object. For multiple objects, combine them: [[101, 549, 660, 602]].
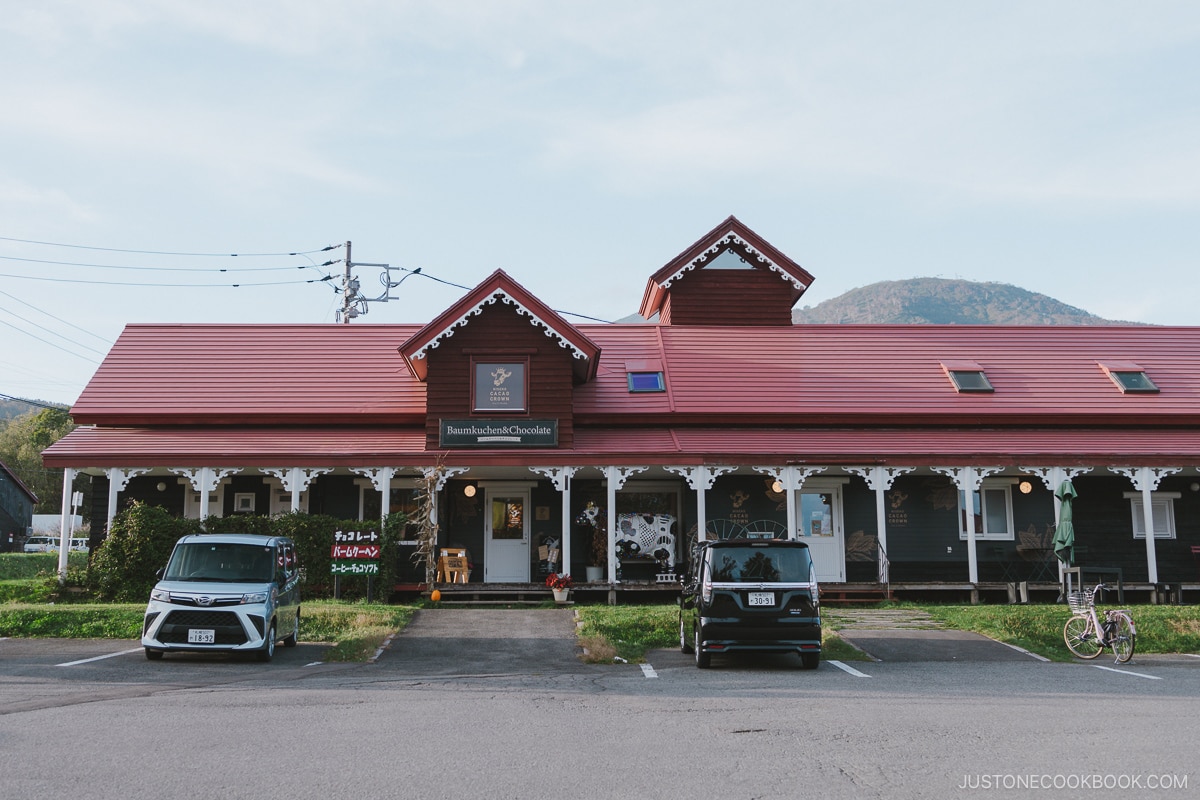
[[241, 591, 269, 604], [150, 588, 171, 603]]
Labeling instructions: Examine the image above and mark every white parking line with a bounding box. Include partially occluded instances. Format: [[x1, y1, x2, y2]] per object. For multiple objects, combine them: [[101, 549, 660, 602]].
[[1184, 654, 1200, 659], [1091, 665, 1161, 680], [640, 663, 659, 679], [57, 647, 143, 667], [1000, 642, 1050, 662], [828, 660, 872, 678]]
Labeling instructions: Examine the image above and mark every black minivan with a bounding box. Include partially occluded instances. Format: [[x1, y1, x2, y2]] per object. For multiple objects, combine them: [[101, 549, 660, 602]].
[[679, 539, 821, 669]]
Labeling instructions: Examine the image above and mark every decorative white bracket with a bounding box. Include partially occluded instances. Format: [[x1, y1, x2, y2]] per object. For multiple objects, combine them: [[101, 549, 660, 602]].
[[1019, 466, 1092, 491], [1111, 466, 1181, 492], [666, 465, 736, 491], [846, 466, 913, 492], [605, 466, 648, 491], [423, 466, 468, 492], [261, 467, 332, 494], [931, 466, 1003, 493], [108, 467, 150, 493], [530, 466, 579, 491], [169, 467, 240, 494], [350, 466, 397, 494]]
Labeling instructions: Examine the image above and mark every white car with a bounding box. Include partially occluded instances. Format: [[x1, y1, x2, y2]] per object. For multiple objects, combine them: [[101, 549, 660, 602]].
[[23, 536, 59, 553], [141, 533, 302, 662]]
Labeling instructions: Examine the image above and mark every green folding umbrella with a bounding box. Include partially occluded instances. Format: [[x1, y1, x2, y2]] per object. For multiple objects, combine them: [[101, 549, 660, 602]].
[[1052, 479, 1077, 565]]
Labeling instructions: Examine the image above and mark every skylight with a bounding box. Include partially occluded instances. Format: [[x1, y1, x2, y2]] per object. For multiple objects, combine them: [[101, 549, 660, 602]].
[[1099, 362, 1159, 393], [628, 372, 665, 393], [941, 361, 993, 393]]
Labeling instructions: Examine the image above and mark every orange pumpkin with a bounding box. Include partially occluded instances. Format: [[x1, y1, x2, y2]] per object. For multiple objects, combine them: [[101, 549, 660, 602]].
[[430, 589, 441, 602]]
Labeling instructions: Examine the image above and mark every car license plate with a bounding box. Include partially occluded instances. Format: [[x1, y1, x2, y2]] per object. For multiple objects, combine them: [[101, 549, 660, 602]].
[[188, 629, 215, 644], [748, 592, 775, 606]]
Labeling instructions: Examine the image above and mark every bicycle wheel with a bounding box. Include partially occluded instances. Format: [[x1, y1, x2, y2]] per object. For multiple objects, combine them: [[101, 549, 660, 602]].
[[1109, 613, 1136, 663], [1064, 615, 1103, 659]]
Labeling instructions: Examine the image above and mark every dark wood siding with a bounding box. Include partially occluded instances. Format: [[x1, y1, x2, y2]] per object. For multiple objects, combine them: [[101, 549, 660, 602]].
[[661, 267, 795, 327], [422, 302, 576, 449]]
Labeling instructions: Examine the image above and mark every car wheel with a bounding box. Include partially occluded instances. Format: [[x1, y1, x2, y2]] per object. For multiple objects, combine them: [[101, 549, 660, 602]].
[[144, 648, 163, 661], [679, 613, 694, 654], [694, 627, 711, 669], [283, 610, 299, 648], [800, 652, 820, 670], [256, 622, 276, 662]]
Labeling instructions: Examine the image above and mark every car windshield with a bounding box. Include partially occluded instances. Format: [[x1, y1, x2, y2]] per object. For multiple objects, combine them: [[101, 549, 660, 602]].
[[707, 546, 812, 583], [164, 542, 274, 583]]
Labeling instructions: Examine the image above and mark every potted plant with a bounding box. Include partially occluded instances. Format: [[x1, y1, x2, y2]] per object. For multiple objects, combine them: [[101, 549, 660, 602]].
[[546, 572, 573, 603], [576, 502, 607, 582]]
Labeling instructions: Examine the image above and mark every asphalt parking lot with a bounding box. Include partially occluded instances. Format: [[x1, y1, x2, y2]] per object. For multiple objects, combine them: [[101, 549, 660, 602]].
[[2, 611, 1198, 800]]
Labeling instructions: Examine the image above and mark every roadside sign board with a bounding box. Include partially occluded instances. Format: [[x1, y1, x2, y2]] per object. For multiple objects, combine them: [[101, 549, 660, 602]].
[[331, 560, 380, 576], [331, 544, 381, 559]]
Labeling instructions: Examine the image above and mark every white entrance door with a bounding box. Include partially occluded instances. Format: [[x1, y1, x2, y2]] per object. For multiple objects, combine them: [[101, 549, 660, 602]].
[[797, 483, 845, 583], [484, 487, 530, 583]]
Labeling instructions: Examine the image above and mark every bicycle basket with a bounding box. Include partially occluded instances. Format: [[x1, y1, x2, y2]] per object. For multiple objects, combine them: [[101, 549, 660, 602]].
[[1066, 590, 1093, 614]]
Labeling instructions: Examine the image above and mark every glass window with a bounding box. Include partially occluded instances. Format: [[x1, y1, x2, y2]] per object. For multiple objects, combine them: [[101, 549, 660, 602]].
[[1110, 371, 1159, 393], [958, 484, 1014, 540], [1130, 496, 1176, 539], [705, 545, 813, 583], [627, 372, 665, 392], [948, 370, 994, 392], [799, 492, 834, 537]]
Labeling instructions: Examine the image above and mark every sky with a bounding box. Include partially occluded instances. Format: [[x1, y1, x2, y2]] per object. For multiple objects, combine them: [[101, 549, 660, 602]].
[[3, 1, 1200, 407]]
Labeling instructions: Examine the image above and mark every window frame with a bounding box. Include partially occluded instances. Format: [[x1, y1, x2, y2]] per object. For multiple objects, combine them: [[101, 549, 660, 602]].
[[958, 480, 1015, 541], [1124, 492, 1179, 540]]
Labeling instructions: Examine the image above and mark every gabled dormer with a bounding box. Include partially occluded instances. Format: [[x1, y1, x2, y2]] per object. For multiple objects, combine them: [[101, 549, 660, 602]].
[[639, 216, 814, 326], [398, 269, 601, 450]]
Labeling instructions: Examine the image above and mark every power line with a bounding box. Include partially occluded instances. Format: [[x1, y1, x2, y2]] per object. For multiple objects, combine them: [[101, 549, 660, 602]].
[[0, 288, 112, 345], [0, 235, 340, 258], [0, 301, 108, 356], [0, 271, 334, 289], [0, 393, 67, 411], [0, 254, 337, 272], [0, 318, 102, 364]]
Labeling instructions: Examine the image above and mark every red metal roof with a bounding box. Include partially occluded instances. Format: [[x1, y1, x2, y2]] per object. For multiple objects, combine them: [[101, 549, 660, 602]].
[[68, 323, 425, 426], [66, 322, 1200, 429]]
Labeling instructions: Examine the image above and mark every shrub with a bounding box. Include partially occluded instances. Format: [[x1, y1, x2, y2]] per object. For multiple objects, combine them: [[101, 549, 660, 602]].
[[88, 503, 200, 601], [85, 506, 408, 602]]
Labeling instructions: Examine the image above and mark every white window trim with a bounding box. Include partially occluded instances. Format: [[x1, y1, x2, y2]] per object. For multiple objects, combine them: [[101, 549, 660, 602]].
[[958, 480, 1015, 541], [1123, 492, 1180, 540]]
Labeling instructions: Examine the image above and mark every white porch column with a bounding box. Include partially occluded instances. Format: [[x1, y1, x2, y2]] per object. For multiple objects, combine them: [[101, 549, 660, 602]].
[[932, 467, 1002, 584], [351, 467, 396, 527], [1113, 467, 1180, 585], [169, 467, 239, 521], [666, 466, 737, 544], [604, 466, 647, 583], [530, 467, 579, 575], [752, 466, 826, 541], [846, 467, 914, 583], [106, 467, 150, 529], [263, 467, 332, 512], [56, 468, 76, 583]]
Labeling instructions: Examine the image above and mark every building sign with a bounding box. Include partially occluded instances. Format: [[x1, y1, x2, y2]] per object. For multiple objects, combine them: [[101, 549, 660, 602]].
[[474, 362, 526, 412], [440, 419, 558, 448], [331, 530, 381, 577]]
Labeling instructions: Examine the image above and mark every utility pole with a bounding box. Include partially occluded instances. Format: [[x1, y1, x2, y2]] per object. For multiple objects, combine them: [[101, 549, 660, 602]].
[[341, 240, 354, 324], [338, 241, 414, 323]]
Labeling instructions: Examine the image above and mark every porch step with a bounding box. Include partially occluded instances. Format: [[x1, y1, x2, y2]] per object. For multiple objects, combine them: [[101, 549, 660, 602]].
[[820, 585, 891, 605]]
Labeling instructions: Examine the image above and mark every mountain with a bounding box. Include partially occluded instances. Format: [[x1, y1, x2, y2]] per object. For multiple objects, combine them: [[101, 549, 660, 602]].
[[791, 278, 1137, 325]]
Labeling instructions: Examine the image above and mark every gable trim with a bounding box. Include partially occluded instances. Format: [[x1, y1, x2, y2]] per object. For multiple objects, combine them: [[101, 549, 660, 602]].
[[408, 289, 593, 363], [660, 231, 810, 294]]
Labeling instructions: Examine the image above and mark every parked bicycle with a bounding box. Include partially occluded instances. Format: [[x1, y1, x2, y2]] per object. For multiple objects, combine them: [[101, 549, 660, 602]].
[[1063, 583, 1136, 663]]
